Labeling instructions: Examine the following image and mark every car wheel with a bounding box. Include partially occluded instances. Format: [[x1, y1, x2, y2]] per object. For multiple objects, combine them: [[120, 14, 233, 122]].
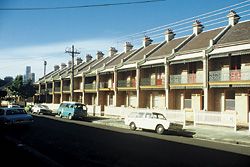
[[129, 122, 136, 131], [68, 114, 73, 120], [59, 112, 63, 118], [156, 124, 164, 135]]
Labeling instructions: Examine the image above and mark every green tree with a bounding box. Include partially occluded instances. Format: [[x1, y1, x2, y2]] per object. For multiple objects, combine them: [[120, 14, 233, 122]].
[[8, 75, 36, 106], [8, 75, 23, 97]]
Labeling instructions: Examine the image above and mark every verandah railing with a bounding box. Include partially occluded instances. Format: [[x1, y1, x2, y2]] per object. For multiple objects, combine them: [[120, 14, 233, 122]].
[[209, 69, 250, 82]]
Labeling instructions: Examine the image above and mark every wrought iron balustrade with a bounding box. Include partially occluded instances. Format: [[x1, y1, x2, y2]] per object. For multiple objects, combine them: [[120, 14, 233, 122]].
[[118, 79, 136, 87], [140, 78, 164, 86], [209, 69, 250, 82], [170, 73, 203, 84], [85, 83, 96, 89]]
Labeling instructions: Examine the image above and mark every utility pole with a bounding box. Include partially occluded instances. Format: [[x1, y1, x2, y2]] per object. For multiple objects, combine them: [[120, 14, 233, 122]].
[[65, 45, 80, 101], [44, 60, 47, 76]]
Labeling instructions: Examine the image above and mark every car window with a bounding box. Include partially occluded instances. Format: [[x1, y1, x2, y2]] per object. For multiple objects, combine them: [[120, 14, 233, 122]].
[[41, 105, 49, 109], [137, 112, 144, 118], [0, 109, 4, 115], [145, 113, 152, 118], [153, 113, 166, 120]]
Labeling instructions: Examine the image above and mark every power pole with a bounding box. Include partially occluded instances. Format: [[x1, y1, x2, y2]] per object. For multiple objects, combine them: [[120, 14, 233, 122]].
[[65, 45, 80, 101], [44, 60, 47, 76]]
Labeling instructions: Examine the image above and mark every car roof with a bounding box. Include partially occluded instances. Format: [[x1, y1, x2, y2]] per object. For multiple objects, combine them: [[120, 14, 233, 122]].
[[61, 101, 82, 104], [0, 107, 24, 110]]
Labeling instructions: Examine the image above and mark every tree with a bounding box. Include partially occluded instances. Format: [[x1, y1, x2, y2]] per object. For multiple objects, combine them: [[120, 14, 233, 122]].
[[8, 75, 23, 97], [0, 90, 7, 98], [8, 75, 36, 106]]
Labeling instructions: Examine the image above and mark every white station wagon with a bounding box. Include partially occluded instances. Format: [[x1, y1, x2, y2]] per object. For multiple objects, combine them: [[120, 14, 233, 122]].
[[124, 111, 171, 134]]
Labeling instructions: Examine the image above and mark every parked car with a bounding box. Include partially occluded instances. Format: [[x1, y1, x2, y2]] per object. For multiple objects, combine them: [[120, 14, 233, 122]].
[[57, 101, 87, 120], [124, 111, 171, 134], [32, 104, 52, 115], [7, 104, 21, 108], [0, 107, 34, 126]]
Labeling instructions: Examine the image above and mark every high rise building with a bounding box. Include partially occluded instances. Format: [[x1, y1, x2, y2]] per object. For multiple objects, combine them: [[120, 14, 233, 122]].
[[23, 66, 35, 83]]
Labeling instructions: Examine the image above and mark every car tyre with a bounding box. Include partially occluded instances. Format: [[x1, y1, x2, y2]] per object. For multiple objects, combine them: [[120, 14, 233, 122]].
[[130, 122, 136, 131], [68, 114, 73, 120], [59, 112, 63, 118], [156, 124, 164, 134]]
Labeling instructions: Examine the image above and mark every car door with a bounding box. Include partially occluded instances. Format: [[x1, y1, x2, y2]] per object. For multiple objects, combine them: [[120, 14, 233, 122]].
[[143, 113, 154, 130]]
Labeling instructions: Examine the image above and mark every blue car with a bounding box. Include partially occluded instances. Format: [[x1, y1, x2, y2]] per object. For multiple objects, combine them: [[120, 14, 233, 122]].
[[57, 102, 87, 120], [0, 107, 34, 126]]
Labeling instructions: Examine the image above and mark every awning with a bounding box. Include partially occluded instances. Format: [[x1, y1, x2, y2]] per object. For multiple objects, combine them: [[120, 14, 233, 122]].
[[117, 63, 136, 72], [141, 58, 165, 68], [99, 68, 114, 74], [209, 43, 250, 59], [170, 52, 203, 65]]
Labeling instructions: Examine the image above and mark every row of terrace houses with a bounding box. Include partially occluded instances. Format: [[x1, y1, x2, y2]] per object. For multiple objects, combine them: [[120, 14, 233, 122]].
[[35, 11, 250, 127]]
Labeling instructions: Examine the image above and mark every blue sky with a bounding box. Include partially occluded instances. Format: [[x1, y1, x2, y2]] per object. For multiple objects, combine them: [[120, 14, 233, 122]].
[[0, 0, 249, 80]]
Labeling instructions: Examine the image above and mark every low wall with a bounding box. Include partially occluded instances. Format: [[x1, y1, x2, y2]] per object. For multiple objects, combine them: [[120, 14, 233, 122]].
[[194, 110, 237, 131], [87, 105, 102, 116]]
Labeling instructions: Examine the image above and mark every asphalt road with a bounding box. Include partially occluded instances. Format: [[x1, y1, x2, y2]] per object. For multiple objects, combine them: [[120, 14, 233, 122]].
[[1, 115, 250, 167]]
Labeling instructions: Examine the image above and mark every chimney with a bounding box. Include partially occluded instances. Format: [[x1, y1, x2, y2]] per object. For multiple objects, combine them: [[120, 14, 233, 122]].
[[68, 60, 72, 68], [227, 10, 240, 26], [61, 63, 66, 69], [124, 42, 133, 53], [109, 47, 118, 56], [96, 51, 104, 59], [86, 54, 92, 62], [54, 65, 60, 71], [165, 29, 175, 42], [193, 20, 204, 35], [143, 36, 153, 47], [76, 57, 82, 65]]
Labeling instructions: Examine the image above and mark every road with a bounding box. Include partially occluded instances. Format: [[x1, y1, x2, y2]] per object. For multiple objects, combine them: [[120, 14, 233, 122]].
[[1, 115, 250, 167]]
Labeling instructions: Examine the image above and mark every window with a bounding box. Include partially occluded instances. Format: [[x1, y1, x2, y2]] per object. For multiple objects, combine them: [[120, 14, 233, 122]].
[[230, 56, 241, 70], [188, 62, 196, 74], [0, 109, 4, 115]]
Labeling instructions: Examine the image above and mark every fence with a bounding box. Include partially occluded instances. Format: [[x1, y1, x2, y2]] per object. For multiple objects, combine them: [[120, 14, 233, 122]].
[[86, 105, 101, 116], [194, 110, 237, 131]]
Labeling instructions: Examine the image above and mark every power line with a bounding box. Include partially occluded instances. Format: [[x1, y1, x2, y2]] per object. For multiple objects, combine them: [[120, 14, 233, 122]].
[[0, 0, 167, 11], [116, 0, 250, 41]]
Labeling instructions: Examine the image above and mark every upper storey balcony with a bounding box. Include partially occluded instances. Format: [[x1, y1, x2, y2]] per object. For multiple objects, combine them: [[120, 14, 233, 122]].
[[169, 62, 204, 89]]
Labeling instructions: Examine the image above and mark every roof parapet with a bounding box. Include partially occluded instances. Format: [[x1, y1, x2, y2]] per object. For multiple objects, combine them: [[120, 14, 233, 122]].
[[109, 47, 118, 56], [61, 63, 67, 69], [227, 10, 240, 26], [86, 54, 92, 62], [192, 20, 204, 35], [76, 57, 83, 65], [54, 65, 60, 71], [165, 29, 175, 42], [124, 42, 133, 53], [143, 36, 153, 47], [96, 51, 104, 59]]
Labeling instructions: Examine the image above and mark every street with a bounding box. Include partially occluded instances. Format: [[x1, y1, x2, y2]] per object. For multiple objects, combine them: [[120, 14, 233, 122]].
[[1, 115, 250, 167]]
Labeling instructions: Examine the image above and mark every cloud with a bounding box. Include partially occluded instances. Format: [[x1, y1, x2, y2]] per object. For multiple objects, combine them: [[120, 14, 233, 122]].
[[0, 38, 121, 80]]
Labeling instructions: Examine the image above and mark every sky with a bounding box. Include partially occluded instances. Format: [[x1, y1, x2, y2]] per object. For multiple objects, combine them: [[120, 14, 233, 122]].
[[0, 0, 249, 80]]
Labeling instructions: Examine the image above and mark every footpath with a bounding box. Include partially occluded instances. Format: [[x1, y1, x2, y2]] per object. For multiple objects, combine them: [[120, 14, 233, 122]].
[[91, 116, 250, 147]]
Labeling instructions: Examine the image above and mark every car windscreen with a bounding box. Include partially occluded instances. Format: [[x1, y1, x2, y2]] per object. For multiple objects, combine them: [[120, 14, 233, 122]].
[[6, 109, 26, 115], [73, 104, 84, 109]]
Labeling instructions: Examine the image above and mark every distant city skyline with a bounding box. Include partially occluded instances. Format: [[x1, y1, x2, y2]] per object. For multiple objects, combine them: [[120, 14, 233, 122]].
[[23, 66, 35, 83]]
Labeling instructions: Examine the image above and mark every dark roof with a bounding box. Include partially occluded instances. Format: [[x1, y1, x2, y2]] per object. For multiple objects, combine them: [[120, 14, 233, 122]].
[[105, 50, 135, 68], [125, 44, 159, 63], [90, 56, 112, 71], [78, 59, 99, 73], [147, 37, 187, 60], [179, 27, 224, 52], [217, 21, 250, 44]]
